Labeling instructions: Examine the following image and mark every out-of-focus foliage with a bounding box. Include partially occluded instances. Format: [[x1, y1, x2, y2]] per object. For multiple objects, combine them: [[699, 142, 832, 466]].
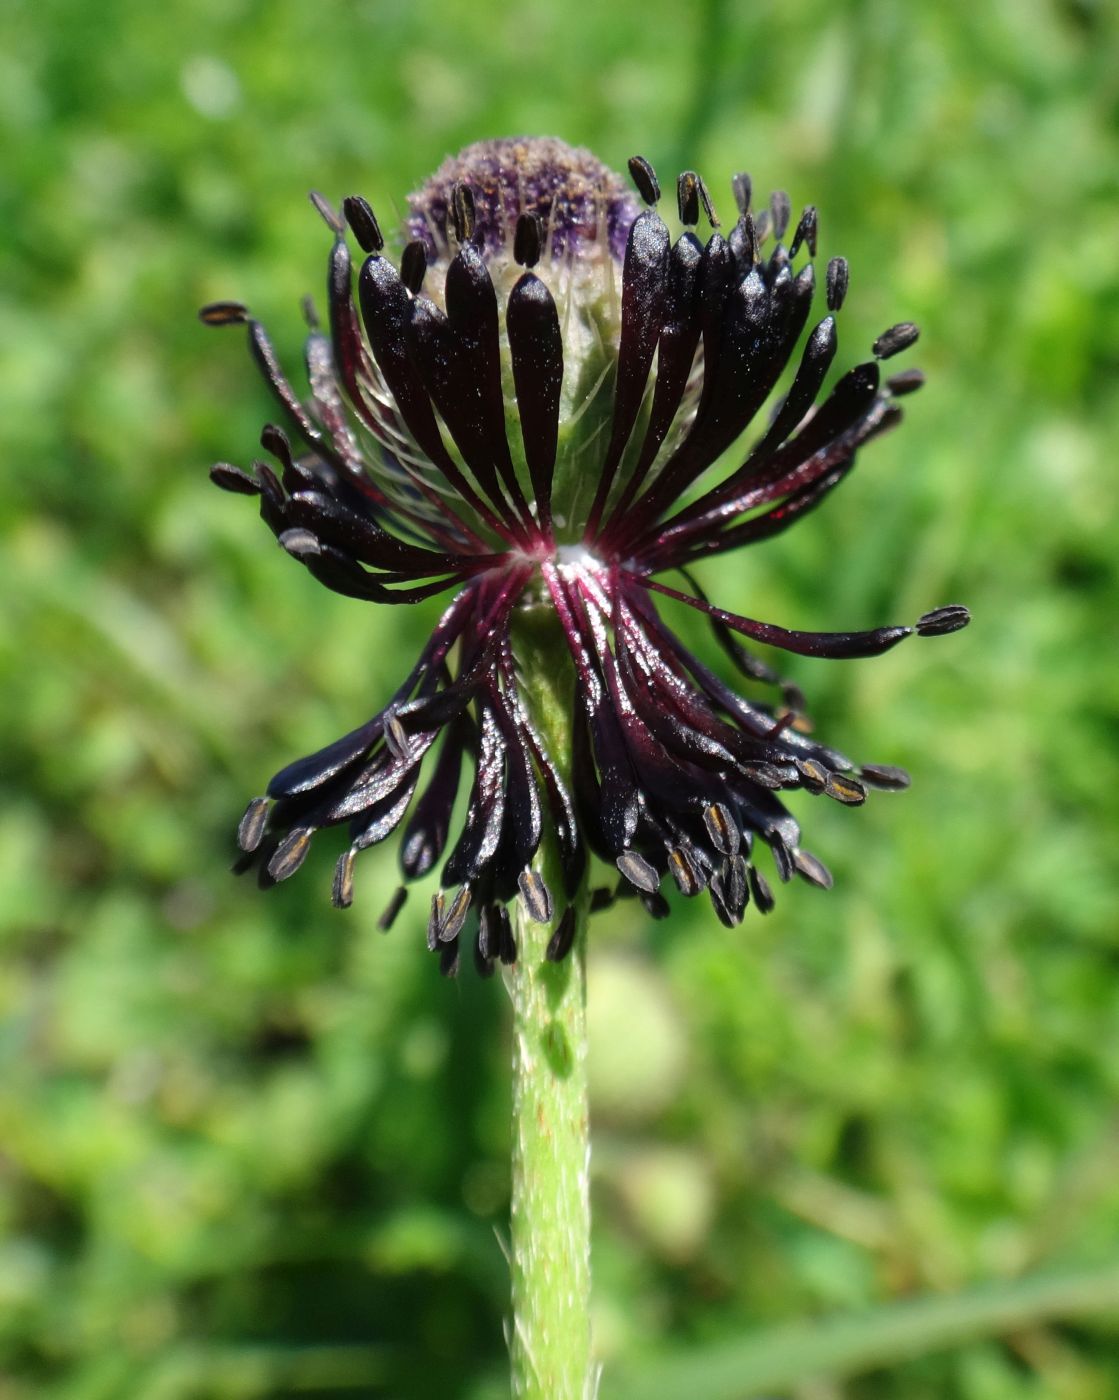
[[1, 0, 1117, 1395]]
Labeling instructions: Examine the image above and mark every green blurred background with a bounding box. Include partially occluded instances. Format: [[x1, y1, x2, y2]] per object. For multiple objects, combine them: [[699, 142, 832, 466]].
[[2, 0, 1118, 1395]]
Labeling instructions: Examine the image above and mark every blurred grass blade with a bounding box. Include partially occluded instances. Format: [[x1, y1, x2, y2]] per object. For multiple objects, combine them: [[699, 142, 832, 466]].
[[139, 1342, 389, 1397], [608, 1261, 1119, 1400]]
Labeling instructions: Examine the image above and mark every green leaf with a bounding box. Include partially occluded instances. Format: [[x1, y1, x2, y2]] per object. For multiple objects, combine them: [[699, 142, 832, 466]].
[[608, 1261, 1119, 1400]]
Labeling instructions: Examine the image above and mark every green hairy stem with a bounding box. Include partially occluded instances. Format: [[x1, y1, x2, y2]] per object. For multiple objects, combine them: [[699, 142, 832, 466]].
[[507, 607, 593, 1400]]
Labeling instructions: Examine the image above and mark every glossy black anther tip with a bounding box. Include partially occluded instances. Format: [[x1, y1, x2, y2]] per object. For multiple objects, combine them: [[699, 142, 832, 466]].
[[677, 171, 700, 226], [513, 212, 543, 268], [399, 240, 427, 294], [886, 367, 926, 396], [545, 907, 577, 962], [826, 256, 849, 312], [450, 182, 476, 242], [260, 422, 291, 459], [797, 757, 829, 793], [696, 174, 719, 228], [616, 849, 660, 894], [589, 886, 615, 914], [496, 905, 517, 965], [749, 865, 775, 914], [332, 848, 356, 909], [770, 190, 792, 241], [641, 890, 671, 920], [731, 171, 752, 214], [267, 828, 312, 883], [703, 802, 740, 858], [873, 321, 920, 360], [861, 763, 912, 791], [237, 796, 269, 853], [916, 604, 971, 637], [427, 891, 444, 952], [790, 205, 818, 258], [384, 712, 412, 763], [753, 207, 772, 244], [729, 212, 757, 267], [824, 772, 867, 806], [309, 190, 344, 235], [342, 195, 384, 254], [198, 301, 248, 326], [210, 462, 260, 496], [518, 868, 553, 924], [793, 848, 833, 889], [628, 155, 661, 206], [439, 886, 472, 944], [676, 171, 717, 227]]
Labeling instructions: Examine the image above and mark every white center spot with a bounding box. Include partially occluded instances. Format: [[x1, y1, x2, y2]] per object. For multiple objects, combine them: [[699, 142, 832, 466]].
[[556, 544, 601, 572]]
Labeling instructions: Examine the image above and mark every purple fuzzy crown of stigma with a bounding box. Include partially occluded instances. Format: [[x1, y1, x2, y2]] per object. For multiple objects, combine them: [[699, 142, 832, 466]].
[[406, 137, 638, 263]]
